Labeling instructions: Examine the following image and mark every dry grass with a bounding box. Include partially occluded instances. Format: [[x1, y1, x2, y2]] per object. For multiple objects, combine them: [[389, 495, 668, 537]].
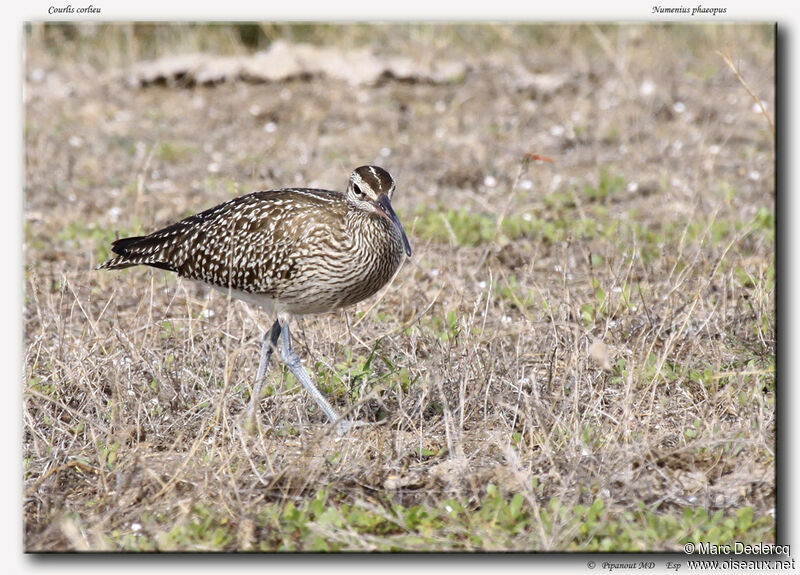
[[23, 22, 775, 551]]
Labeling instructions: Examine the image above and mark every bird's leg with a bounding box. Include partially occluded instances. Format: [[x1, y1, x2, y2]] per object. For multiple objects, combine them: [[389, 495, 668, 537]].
[[278, 321, 350, 433], [242, 319, 282, 427]]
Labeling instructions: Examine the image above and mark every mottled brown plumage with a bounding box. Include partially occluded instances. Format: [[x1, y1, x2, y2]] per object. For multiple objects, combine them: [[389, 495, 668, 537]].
[[99, 166, 411, 315], [99, 166, 411, 431]]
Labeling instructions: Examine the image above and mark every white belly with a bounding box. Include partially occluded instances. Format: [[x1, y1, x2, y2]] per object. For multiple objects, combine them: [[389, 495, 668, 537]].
[[207, 284, 279, 315], [205, 283, 343, 317]]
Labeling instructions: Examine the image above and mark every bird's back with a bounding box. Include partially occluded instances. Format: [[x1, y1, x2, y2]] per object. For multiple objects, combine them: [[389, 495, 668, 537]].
[[101, 189, 346, 294], [99, 187, 404, 314]]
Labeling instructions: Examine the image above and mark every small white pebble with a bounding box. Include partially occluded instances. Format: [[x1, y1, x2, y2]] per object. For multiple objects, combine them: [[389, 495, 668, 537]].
[[753, 100, 768, 113], [249, 104, 261, 116], [522, 213, 532, 222], [113, 110, 133, 123], [280, 88, 292, 101], [263, 122, 276, 133], [68, 136, 83, 148], [356, 91, 370, 104], [444, 504, 453, 513], [639, 79, 655, 96], [501, 315, 512, 324], [748, 170, 760, 181], [672, 140, 683, 152], [131, 523, 142, 532], [550, 125, 565, 137], [435, 100, 447, 113], [430, 268, 440, 277], [673, 101, 686, 114], [31, 68, 45, 82], [484, 175, 497, 188], [380, 147, 391, 157], [135, 141, 149, 157], [520, 179, 533, 191], [612, 286, 622, 293], [201, 308, 215, 318], [478, 281, 487, 289], [435, 128, 446, 139], [207, 162, 220, 174], [627, 182, 639, 193], [709, 145, 720, 155], [149, 397, 159, 406], [108, 206, 122, 222]]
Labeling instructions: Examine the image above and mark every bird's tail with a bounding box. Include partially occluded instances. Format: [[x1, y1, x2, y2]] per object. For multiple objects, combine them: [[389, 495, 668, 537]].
[[96, 235, 177, 272]]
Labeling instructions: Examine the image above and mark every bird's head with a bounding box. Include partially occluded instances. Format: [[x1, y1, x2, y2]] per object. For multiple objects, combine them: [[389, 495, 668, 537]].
[[347, 165, 412, 257]]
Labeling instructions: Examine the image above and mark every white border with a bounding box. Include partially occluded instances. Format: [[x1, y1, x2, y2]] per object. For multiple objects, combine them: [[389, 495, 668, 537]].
[[7, 2, 792, 574]]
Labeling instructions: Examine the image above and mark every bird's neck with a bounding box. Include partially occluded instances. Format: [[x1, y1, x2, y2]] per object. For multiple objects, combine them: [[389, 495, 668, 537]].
[[346, 207, 403, 267]]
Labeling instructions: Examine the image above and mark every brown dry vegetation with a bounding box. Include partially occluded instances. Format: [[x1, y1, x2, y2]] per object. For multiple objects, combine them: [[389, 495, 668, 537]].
[[23, 23, 775, 551]]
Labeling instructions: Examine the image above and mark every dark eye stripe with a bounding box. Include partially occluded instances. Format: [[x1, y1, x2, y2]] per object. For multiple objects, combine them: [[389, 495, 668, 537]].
[[354, 184, 363, 195]]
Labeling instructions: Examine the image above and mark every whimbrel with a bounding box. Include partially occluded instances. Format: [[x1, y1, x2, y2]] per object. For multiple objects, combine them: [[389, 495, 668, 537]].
[[99, 166, 412, 432]]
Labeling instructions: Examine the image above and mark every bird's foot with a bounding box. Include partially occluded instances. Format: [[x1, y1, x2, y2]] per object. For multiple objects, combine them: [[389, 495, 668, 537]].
[[333, 419, 372, 436], [236, 409, 259, 436]]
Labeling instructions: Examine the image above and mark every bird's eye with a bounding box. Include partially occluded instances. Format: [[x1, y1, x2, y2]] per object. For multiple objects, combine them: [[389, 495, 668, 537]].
[[353, 184, 364, 196]]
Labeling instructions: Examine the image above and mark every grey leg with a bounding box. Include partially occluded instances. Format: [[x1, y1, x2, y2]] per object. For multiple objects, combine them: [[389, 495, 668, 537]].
[[278, 321, 350, 432], [242, 319, 281, 425]]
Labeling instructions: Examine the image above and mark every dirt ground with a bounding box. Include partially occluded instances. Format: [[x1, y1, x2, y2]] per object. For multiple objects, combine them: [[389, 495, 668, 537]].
[[23, 23, 775, 551]]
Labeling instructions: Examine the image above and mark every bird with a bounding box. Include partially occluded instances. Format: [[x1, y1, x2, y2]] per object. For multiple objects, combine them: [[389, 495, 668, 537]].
[[98, 165, 412, 433]]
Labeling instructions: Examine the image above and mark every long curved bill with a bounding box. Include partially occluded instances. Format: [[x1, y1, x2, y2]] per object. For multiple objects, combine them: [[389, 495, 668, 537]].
[[377, 194, 412, 257]]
